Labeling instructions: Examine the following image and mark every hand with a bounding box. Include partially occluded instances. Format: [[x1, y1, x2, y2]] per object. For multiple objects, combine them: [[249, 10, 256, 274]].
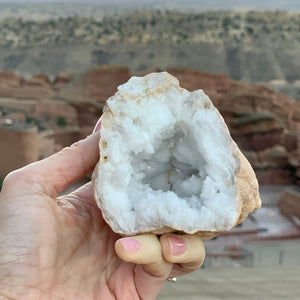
[[0, 132, 205, 300]]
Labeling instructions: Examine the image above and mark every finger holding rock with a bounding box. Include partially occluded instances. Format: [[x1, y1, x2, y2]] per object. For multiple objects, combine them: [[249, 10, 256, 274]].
[[115, 234, 173, 300], [160, 234, 206, 277]]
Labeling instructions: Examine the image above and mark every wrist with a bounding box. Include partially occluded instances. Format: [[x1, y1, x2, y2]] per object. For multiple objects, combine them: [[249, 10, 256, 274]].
[[0, 292, 16, 300], [0, 268, 33, 300]]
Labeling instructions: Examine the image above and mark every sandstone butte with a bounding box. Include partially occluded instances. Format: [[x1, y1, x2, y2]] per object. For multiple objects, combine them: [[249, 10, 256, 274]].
[[0, 66, 299, 187], [165, 68, 300, 186]]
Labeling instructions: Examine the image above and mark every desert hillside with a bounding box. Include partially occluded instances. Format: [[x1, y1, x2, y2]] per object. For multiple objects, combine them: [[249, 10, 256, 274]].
[[1, 10, 300, 95]]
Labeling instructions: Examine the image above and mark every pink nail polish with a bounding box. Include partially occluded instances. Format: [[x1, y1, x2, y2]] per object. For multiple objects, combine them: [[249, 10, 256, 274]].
[[168, 236, 186, 256], [120, 238, 141, 253], [93, 119, 101, 133]]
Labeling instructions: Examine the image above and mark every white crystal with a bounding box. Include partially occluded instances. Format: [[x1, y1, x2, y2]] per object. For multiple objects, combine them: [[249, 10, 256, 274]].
[[93, 72, 241, 235]]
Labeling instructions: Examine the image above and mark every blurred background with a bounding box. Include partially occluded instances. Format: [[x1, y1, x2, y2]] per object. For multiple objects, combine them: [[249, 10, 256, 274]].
[[0, 1, 300, 299]]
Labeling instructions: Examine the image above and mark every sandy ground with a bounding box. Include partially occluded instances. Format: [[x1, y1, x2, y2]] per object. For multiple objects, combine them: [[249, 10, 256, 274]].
[[157, 266, 300, 300]]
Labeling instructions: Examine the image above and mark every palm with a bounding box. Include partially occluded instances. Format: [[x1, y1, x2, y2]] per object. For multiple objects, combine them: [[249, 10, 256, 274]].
[[0, 182, 143, 299]]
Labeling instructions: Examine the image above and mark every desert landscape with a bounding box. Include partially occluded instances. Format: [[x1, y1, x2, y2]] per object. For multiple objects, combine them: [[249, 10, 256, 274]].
[[1, 66, 299, 184], [1, 1, 300, 299], [2, 8, 300, 100]]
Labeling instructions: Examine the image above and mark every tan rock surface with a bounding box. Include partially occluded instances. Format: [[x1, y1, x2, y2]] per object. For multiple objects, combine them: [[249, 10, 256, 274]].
[[0, 126, 40, 178], [53, 71, 75, 88], [0, 70, 54, 100], [29, 100, 78, 125], [0, 70, 25, 98], [57, 65, 131, 104], [243, 145, 288, 168], [278, 188, 300, 220], [167, 68, 299, 130]]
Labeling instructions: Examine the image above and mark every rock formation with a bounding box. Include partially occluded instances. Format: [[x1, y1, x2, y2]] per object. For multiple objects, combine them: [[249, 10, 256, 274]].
[[165, 68, 300, 185], [0, 66, 131, 103], [0, 126, 41, 177], [278, 189, 300, 223], [0, 66, 131, 178], [57, 65, 131, 104], [53, 72, 75, 88], [0, 71, 54, 99], [0, 66, 299, 185]]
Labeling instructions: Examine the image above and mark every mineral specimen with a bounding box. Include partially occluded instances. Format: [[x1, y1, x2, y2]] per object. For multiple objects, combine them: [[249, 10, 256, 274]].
[[93, 72, 261, 238]]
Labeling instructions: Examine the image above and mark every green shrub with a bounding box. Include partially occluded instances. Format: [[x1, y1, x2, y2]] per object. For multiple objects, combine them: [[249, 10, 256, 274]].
[[222, 17, 232, 31], [150, 18, 157, 27], [138, 20, 147, 30], [26, 115, 35, 123], [233, 112, 277, 126], [57, 116, 67, 127], [48, 20, 56, 28], [245, 26, 254, 35], [262, 25, 270, 33], [246, 15, 256, 24]]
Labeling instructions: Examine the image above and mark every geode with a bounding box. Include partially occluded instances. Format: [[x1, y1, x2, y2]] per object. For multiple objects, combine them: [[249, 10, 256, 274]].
[[92, 72, 261, 238]]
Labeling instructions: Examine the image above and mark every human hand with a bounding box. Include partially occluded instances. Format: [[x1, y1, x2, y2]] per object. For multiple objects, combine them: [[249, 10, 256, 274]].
[[0, 131, 205, 300]]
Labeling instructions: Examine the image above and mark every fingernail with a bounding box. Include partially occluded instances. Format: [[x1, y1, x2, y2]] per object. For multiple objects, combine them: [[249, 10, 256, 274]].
[[168, 236, 186, 256], [93, 119, 101, 133], [120, 238, 141, 253]]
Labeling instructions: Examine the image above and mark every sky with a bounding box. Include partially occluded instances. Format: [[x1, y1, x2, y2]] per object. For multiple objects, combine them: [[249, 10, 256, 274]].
[[0, 0, 295, 4], [0, 0, 299, 11]]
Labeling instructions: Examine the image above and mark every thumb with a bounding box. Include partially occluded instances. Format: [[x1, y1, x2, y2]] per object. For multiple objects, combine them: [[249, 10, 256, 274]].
[[3, 132, 100, 198]]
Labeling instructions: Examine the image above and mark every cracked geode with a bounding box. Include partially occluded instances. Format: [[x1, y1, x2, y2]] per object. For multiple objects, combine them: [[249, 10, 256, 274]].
[[92, 72, 261, 238]]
